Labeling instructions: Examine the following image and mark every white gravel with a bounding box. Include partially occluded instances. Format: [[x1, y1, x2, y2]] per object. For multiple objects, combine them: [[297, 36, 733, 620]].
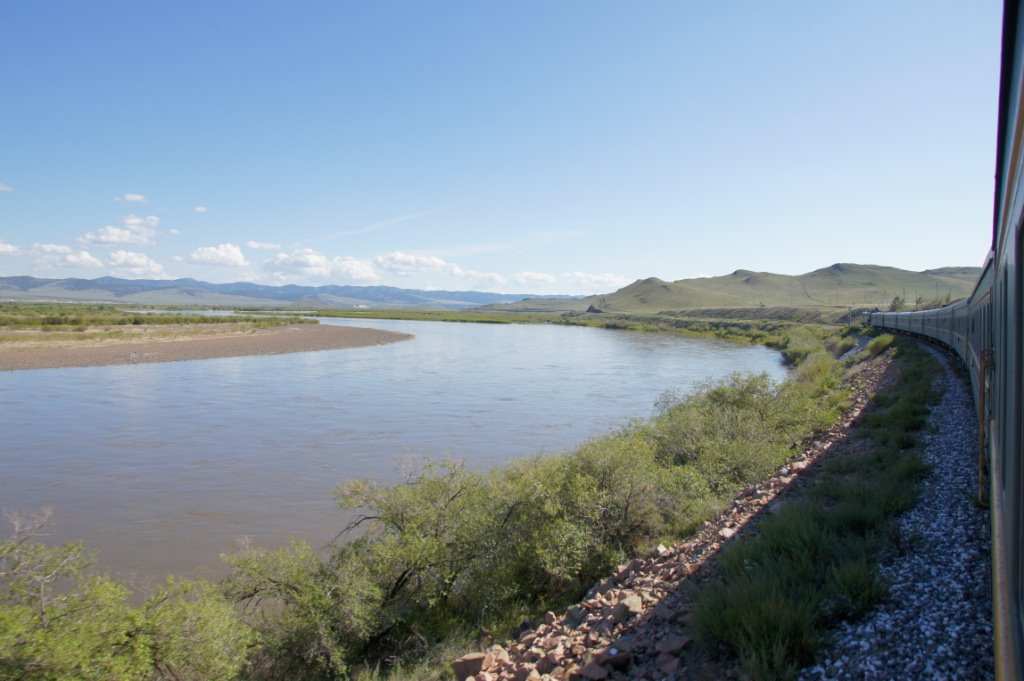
[[800, 346, 994, 680]]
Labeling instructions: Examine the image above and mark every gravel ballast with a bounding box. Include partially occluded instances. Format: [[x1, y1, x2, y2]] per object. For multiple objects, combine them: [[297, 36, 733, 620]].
[[800, 346, 994, 680]]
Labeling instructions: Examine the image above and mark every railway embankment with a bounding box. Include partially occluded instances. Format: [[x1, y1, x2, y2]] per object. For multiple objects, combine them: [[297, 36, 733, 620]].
[[800, 347, 993, 679], [453, 343, 994, 681]]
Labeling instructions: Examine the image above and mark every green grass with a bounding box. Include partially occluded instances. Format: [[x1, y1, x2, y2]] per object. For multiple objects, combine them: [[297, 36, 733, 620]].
[[0, 302, 316, 331], [691, 339, 940, 680], [275, 307, 561, 325]]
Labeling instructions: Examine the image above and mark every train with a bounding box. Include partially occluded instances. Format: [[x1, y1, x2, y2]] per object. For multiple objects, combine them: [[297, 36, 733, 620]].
[[868, 1, 1023, 677]]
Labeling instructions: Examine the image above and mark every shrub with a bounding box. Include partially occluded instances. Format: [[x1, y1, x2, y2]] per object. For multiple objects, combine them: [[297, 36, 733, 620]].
[[865, 333, 894, 358], [0, 511, 254, 681]]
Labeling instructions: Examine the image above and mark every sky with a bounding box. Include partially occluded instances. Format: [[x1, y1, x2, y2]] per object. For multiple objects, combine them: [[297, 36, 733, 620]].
[[0, 1, 1004, 295]]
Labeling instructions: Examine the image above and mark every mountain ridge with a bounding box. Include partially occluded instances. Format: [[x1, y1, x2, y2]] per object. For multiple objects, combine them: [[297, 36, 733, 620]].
[[0, 275, 571, 309], [482, 263, 983, 313]]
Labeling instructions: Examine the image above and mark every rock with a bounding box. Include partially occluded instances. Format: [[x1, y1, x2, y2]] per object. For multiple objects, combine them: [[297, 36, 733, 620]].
[[651, 543, 670, 557], [656, 633, 692, 654], [566, 605, 587, 625], [657, 654, 680, 676], [489, 645, 510, 661], [601, 647, 632, 670], [510, 663, 538, 681], [453, 653, 487, 680], [545, 611, 558, 625], [577, 660, 609, 680], [719, 527, 737, 540], [611, 594, 644, 622], [542, 637, 561, 651], [652, 602, 676, 620]]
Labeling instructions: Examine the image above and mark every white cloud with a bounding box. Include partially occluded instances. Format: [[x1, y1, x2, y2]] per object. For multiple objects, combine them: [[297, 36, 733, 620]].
[[188, 242, 249, 267], [194, 205, 208, 213], [0, 182, 12, 192], [79, 214, 160, 246], [121, 193, 147, 202], [32, 243, 103, 269], [168, 228, 181, 235], [374, 251, 464, 278], [369, 251, 562, 292], [510, 271, 557, 287], [0, 240, 21, 255], [244, 240, 281, 251], [264, 248, 379, 282], [107, 250, 168, 278], [561, 271, 631, 294]]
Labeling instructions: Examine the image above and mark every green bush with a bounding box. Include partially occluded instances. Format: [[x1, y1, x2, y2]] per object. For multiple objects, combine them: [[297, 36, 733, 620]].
[[0, 512, 254, 681], [865, 334, 894, 358]]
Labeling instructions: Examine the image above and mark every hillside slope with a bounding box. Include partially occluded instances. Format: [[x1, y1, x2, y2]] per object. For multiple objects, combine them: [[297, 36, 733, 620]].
[[486, 264, 981, 313]]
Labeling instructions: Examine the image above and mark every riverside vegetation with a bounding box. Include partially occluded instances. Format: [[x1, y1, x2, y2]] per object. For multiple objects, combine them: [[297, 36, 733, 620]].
[[1, 321, 922, 680], [0, 303, 315, 346]]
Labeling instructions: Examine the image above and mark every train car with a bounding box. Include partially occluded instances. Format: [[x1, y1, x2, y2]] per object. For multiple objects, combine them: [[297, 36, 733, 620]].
[[870, 0, 1024, 676]]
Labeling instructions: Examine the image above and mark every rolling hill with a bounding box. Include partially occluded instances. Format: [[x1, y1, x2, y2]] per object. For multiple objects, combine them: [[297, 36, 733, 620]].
[[484, 264, 982, 314]]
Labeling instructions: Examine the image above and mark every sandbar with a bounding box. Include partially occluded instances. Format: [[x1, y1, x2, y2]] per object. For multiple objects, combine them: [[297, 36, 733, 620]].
[[0, 324, 412, 371]]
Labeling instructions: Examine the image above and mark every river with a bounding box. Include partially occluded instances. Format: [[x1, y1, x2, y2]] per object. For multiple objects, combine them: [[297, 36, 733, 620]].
[[0, 317, 785, 580]]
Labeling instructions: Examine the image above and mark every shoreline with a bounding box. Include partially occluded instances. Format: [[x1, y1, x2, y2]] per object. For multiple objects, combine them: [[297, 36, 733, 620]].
[[0, 324, 412, 371]]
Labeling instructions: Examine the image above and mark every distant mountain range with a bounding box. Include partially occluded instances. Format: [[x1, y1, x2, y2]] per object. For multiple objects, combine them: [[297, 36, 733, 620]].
[[482, 264, 983, 313], [0, 275, 567, 309], [0, 264, 983, 313]]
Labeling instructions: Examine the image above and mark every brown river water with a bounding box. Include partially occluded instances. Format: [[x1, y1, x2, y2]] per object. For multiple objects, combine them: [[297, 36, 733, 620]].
[[0, 318, 785, 581]]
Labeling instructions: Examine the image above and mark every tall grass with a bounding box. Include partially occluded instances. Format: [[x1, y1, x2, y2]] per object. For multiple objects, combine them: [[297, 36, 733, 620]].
[[691, 339, 938, 680]]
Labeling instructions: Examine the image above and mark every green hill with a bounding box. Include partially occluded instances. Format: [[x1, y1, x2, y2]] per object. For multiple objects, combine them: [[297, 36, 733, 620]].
[[485, 263, 982, 314]]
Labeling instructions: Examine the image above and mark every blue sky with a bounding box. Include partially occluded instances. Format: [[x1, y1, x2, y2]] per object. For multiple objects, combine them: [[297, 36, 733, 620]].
[[0, 1, 1002, 294]]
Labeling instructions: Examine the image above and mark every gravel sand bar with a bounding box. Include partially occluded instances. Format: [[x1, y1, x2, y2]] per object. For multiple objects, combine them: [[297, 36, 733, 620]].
[[0, 324, 412, 371]]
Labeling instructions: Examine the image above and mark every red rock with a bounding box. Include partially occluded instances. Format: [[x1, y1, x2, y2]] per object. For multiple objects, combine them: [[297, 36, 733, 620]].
[[655, 652, 680, 675], [610, 594, 644, 622], [453, 653, 487, 680], [487, 645, 511, 664], [510, 663, 538, 681], [655, 633, 692, 654], [577, 661, 609, 680], [600, 647, 631, 670], [652, 602, 675, 620]]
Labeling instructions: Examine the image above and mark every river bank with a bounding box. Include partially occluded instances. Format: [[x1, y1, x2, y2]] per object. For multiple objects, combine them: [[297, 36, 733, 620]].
[[0, 323, 412, 370]]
